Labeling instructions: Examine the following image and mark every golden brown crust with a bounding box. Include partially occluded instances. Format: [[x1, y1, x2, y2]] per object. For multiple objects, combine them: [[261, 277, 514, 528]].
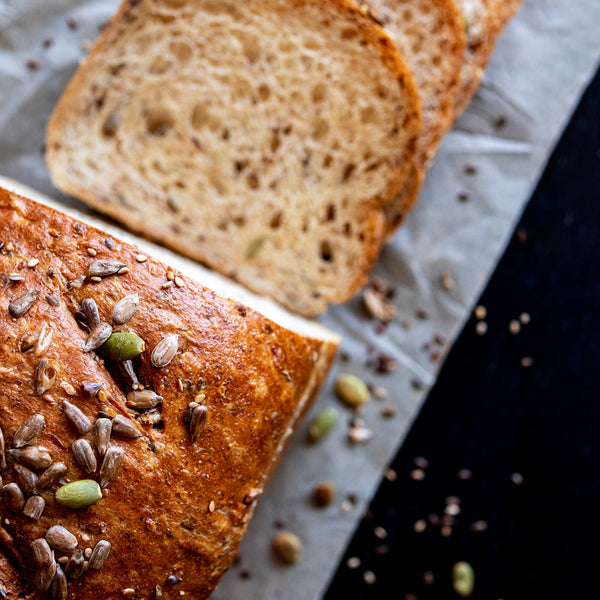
[[383, 165, 425, 237], [0, 187, 338, 599]]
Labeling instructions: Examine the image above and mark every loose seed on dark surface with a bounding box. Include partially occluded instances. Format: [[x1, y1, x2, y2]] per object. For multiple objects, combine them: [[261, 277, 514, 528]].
[[112, 414, 142, 438], [34, 359, 57, 395], [88, 259, 126, 278], [37, 462, 67, 490], [99, 331, 145, 361], [84, 322, 113, 353], [13, 413, 45, 447], [9, 290, 40, 317], [335, 374, 370, 407], [312, 482, 335, 507], [23, 495, 45, 519], [112, 293, 139, 324], [13, 463, 38, 495], [452, 561, 475, 597], [307, 407, 338, 442], [100, 446, 124, 488], [511, 472, 524, 485], [55, 479, 102, 509], [9, 446, 52, 470], [272, 531, 302, 564], [45, 525, 78, 553], [71, 439, 97, 474], [151, 334, 179, 368], [63, 400, 92, 434], [189, 405, 208, 443], [2, 483, 25, 511], [126, 389, 163, 410], [458, 468, 473, 480], [470, 520, 488, 532], [88, 540, 111, 570], [94, 418, 112, 456]]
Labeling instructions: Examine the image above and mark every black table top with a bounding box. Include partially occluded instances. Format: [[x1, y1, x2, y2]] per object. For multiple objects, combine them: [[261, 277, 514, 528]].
[[324, 66, 600, 600]]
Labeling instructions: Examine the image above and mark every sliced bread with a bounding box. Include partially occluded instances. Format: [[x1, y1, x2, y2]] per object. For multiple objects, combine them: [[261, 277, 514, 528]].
[[46, 0, 422, 316]]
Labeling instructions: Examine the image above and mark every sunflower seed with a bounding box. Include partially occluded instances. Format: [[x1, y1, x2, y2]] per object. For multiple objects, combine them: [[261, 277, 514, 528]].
[[80, 298, 101, 328], [151, 334, 179, 368], [94, 418, 112, 456], [112, 414, 142, 439], [9, 290, 40, 317], [2, 483, 24, 511], [34, 323, 54, 357], [112, 293, 139, 324], [49, 564, 68, 600], [46, 525, 78, 553], [13, 463, 38, 494], [34, 359, 57, 395], [82, 381, 103, 396], [88, 540, 111, 570], [8, 273, 24, 282], [63, 400, 92, 434], [84, 322, 113, 353], [88, 260, 126, 278], [100, 446, 124, 488], [71, 439, 97, 474], [65, 549, 85, 579], [126, 389, 163, 410], [45, 294, 60, 307], [118, 360, 140, 389], [23, 495, 45, 519], [9, 446, 52, 470], [31, 538, 54, 566], [13, 414, 45, 447], [37, 462, 67, 490], [189, 405, 208, 443], [60, 381, 77, 396], [0, 425, 6, 469]]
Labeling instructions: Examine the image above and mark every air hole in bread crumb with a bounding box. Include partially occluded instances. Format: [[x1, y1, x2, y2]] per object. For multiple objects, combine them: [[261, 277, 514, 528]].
[[175, 180, 186, 189], [246, 174, 259, 189], [101, 112, 119, 138], [312, 119, 329, 139], [343, 222, 352, 237], [270, 212, 282, 229], [341, 28, 357, 40], [170, 41, 193, 62], [146, 107, 174, 136], [218, 220, 229, 231], [191, 103, 210, 130], [149, 56, 171, 75], [166, 198, 179, 213], [361, 106, 377, 123], [237, 31, 260, 62], [432, 54, 442, 67], [258, 84, 270, 101], [271, 134, 281, 152], [320, 241, 333, 262], [233, 216, 246, 227], [222, 129, 230, 140], [302, 219, 309, 233], [312, 83, 326, 103], [323, 154, 333, 168], [376, 86, 389, 99], [342, 163, 356, 182], [402, 8, 413, 21], [326, 204, 336, 222]]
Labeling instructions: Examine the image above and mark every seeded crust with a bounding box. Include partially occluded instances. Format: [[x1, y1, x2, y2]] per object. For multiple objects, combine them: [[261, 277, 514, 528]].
[[453, 0, 523, 117], [0, 187, 338, 599], [46, 0, 422, 316]]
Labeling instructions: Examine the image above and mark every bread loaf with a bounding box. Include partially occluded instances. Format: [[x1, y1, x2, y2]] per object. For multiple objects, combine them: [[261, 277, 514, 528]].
[[0, 183, 339, 599], [46, 0, 422, 316]]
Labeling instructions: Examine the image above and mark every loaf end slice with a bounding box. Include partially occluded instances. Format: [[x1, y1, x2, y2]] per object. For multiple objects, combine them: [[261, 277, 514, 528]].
[[47, 0, 422, 316], [0, 184, 338, 600]]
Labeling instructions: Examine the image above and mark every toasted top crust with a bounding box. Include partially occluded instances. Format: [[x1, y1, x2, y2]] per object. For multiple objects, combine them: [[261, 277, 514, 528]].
[[46, 0, 422, 315], [0, 187, 337, 599]]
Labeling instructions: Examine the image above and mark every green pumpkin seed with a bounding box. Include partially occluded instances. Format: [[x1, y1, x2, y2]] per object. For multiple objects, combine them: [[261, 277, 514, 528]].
[[335, 374, 370, 407], [55, 479, 102, 509], [307, 407, 338, 442], [452, 561, 474, 597], [99, 331, 145, 361]]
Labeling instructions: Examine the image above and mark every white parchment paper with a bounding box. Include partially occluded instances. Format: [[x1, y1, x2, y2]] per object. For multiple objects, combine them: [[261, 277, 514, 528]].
[[0, 1, 599, 598]]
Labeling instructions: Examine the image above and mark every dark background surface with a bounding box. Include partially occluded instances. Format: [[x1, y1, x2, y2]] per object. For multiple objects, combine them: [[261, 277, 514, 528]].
[[324, 67, 600, 600]]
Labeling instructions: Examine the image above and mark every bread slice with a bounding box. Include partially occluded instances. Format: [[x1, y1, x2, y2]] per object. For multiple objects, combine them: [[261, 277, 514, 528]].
[[46, 0, 422, 316], [0, 180, 339, 600], [360, 0, 466, 236], [453, 0, 523, 117]]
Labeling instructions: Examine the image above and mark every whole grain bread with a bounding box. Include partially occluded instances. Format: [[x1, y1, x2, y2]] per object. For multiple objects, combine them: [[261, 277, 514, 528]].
[[46, 0, 422, 316], [0, 184, 338, 600], [453, 0, 523, 116]]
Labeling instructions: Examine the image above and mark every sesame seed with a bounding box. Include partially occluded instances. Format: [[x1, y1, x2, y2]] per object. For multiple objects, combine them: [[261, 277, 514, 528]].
[[521, 357, 534, 368], [445, 503, 461, 516], [373, 526, 387, 540], [90, 276, 102, 282], [414, 456, 429, 469], [384, 468, 397, 482], [57, 556, 68, 564], [509, 320, 521, 334], [413, 519, 427, 533], [162, 281, 174, 289], [174, 276, 185, 288], [440, 272, 455, 291], [402, 318, 413, 330], [209, 501, 215, 512], [476, 321, 488, 335], [440, 525, 452, 537], [167, 270, 175, 281], [135, 254, 148, 263], [122, 589, 135, 596], [363, 570, 376, 585], [117, 266, 129, 275], [347, 556, 361, 569], [457, 468, 473, 480], [471, 520, 488, 532], [411, 468, 425, 481], [511, 472, 524, 485], [423, 571, 435, 585], [27, 258, 39, 267], [87, 248, 97, 257], [84, 547, 92, 559], [475, 305, 487, 320], [520, 312, 531, 325], [5, 242, 14, 252], [340, 500, 353, 513]]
